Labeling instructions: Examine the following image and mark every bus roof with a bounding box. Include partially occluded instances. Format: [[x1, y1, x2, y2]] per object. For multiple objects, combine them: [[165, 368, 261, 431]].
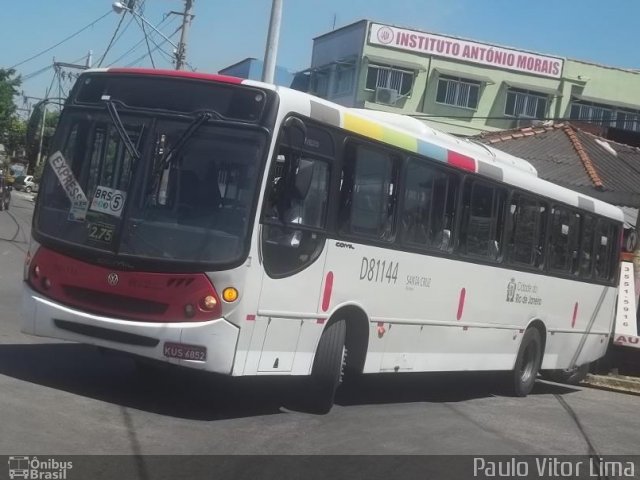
[[272, 86, 623, 223], [89, 68, 622, 222]]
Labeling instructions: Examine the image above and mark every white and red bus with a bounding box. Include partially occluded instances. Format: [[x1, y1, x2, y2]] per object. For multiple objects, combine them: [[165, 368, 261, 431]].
[[23, 68, 622, 412]]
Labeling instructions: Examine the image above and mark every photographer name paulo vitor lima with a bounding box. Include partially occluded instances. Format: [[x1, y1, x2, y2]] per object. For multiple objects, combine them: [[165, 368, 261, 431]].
[[473, 457, 635, 478]]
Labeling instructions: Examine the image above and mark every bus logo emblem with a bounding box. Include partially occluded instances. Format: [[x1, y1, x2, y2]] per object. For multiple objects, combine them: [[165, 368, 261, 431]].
[[107, 273, 119, 286]]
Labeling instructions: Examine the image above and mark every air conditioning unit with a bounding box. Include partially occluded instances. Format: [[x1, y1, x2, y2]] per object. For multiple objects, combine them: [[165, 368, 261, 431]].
[[375, 87, 399, 105], [515, 117, 535, 128]]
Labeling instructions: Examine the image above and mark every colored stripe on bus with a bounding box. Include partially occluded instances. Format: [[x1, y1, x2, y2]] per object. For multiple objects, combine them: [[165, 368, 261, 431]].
[[448, 151, 476, 172], [571, 302, 578, 328], [108, 68, 244, 84], [578, 197, 595, 213], [382, 128, 418, 152], [310, 101, 341, 127], [417, 140, 447, 163], [343, 112, 384, 140], [477, 162, 504, 182]]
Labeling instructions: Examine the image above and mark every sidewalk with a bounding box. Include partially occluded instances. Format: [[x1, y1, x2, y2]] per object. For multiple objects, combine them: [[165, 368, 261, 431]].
[[581, 373, 640, 396]]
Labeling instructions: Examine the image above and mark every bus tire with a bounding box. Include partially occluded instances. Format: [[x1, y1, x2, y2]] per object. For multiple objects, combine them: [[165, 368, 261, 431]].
[[308, 319, 346, 414], [510, 328, 542, 397], [548, 363, 589, 385]]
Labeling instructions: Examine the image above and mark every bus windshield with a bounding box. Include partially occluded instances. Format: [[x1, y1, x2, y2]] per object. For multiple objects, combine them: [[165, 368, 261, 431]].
[[35, 107, 268, 269]]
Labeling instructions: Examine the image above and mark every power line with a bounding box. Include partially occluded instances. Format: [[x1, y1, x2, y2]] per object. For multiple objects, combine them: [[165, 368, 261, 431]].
[[10, 11, 112, 69], [106, 15, 175, 67], [97, 11, 129, 67], [134, 14, 157, 68], [124, 25, 181, 68]]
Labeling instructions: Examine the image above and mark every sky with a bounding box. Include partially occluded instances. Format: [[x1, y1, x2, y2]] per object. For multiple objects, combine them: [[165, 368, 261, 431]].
[[2, 0, 640, 113]]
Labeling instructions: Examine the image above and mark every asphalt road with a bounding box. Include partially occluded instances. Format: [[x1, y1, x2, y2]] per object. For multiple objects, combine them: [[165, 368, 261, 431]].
[[0, 192, 639, 456]]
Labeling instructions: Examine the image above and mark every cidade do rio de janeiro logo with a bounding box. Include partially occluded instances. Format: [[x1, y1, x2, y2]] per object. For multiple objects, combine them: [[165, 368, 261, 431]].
[[376, 26, 394, 44]]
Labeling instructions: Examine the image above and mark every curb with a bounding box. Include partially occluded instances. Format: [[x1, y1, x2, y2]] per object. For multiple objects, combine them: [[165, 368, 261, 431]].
[[581, 374, 640, 396]]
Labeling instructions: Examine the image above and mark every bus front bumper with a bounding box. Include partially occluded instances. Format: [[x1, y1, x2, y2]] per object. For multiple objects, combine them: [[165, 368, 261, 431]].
[[21, 283, 239, 374]]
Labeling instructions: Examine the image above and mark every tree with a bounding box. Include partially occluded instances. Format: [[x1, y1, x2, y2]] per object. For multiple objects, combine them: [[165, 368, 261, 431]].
[[26, 104, 60, 174], [0, 68, 21, 138], [4, 117, 27, 158]]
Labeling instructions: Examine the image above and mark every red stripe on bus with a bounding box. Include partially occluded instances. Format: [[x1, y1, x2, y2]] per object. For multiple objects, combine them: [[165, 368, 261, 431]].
[[321, 271, 334, 312], [246, 314, 256, 321], [457, 288, 466, 321], [571, 302, 578, 327], [447, 151, 476, 172], [317, 318, 326, 324], [108, 68, 244, 84]]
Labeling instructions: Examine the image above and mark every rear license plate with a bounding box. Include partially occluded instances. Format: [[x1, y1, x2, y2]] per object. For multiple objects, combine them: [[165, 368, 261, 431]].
[[163, 342, 207, 361]]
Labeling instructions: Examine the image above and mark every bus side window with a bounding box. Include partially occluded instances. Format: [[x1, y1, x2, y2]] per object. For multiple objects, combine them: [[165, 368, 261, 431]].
[[340, 143, 398, 241], [578, 214, 596, 277], [549, 207, 571, 272], [459, 180, 506, 260], [594, 220, 618, 281], [507, 194, 541, 266], [401, 158, 458, 252], [550, 207, 582, 274]]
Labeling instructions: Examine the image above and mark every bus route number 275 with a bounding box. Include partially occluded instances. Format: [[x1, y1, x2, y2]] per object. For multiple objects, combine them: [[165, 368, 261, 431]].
[[359, 257, 399, 284]]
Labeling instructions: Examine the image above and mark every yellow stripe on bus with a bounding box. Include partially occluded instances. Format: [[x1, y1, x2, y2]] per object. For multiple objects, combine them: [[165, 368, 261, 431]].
[[343, 113, 384, 140]]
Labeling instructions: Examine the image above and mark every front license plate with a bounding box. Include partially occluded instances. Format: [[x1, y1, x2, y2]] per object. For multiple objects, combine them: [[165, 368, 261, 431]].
[[163, 342, 207, 361]]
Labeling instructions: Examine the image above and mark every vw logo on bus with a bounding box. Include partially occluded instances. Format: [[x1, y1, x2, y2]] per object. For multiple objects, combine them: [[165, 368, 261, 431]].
[[107, 272, 119, 286]]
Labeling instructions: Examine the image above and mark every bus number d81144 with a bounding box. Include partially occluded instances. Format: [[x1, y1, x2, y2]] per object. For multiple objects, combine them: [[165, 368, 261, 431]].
[[359, 257, 399, 284]]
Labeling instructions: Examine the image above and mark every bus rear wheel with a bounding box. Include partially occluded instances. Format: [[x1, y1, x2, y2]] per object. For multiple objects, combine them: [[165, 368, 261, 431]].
[[307, 319, 346, 414], [510, 328, 542, 397]]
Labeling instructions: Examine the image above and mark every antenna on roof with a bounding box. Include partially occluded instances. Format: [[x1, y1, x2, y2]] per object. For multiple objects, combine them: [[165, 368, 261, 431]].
[[332, 13, 337, 30]]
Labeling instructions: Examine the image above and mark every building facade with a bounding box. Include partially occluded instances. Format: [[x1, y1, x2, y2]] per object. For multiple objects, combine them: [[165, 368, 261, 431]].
[[302, 20, 640, 138], [219, 57, 294, 87]]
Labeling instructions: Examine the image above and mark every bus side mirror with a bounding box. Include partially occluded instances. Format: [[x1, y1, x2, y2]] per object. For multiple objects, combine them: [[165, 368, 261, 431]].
[[283, 116, 307, 142]]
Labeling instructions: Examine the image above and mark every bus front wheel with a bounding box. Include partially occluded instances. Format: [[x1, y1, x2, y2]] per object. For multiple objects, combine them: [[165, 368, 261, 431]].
[[307, 319, 346, 414], [510, 328, 542, 397]]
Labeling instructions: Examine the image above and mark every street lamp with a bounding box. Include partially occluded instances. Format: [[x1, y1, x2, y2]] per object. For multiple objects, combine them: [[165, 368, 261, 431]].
[[111, 2, 179, 53]]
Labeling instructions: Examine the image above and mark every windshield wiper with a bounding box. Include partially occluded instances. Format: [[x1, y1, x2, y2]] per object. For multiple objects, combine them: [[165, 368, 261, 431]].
[[161, 111, 216, 167], [102, 95, 141, 161]]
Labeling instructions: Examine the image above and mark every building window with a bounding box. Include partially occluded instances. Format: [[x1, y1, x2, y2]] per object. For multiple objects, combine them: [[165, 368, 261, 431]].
[[570, 102, 614, 127], [616, 111, 640, 132], [570, 100, 640, 132], [365, 65, 414, 96], [505, 88, 548, 119], [436, 75, 480, 109], [333, 65, 355, 96], [311, 69, 330, 98]]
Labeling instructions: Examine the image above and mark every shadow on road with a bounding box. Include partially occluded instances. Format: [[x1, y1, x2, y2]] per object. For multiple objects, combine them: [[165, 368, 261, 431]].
[[335, 371, 577, 407], [0, 343, 578, 420]]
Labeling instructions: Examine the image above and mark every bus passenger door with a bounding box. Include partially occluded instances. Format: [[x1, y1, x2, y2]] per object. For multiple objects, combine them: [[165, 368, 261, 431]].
[[255, 119, 334, 374]]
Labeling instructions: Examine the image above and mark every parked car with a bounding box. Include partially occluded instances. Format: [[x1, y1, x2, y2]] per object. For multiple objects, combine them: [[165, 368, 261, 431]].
[[14, 175, 38, 193], [0, 176, 12, 211]]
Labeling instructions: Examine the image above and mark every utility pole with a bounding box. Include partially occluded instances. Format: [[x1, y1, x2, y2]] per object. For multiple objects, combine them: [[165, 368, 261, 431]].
[[262, 0, 283, 84], [36, 103, 47, 167], [175, 0, 194, 70]]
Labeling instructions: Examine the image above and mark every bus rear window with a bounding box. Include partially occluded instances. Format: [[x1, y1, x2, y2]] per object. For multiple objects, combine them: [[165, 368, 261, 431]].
[[73, 74, 267, 122]]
